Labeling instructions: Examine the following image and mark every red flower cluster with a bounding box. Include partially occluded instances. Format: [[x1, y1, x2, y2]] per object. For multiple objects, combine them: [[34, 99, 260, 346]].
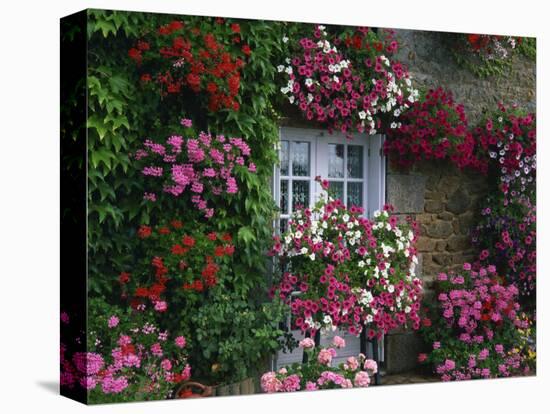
[[465, 34, 522, 54], [129, 19, 250, 112], [120, 221, 235, 309], [384, 88, 486, 172]]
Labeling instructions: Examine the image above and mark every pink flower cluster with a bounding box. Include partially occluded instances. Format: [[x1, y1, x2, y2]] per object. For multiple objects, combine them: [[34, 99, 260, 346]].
[[279, 25, 417, 136], [473, 198, 536, 298], [472, 105, 536, 301], [420, 264, 534, 381], [260, 340, 377, 393], [134, 118, 256, 218], [271, 184, 422, 338], [475, 104, 536, 200], [60, 312, 191, 399]]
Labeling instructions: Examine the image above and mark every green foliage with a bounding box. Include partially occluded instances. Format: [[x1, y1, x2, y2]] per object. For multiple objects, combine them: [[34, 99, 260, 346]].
[[518, 37, 536, 61], [192, 290, 287, 383], [75, 11, 306, 386]]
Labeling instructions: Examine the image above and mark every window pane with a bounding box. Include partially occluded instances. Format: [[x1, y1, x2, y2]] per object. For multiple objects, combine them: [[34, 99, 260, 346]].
[[292, 180, 310, 211], [347, 182, 363, 208], [347, 145, 363, 178], [280, 218, 288, 234], [292, 142, 310, 176], [280, 140, 289, 176], [280, 180, 289, 214], [328, 144, 344, 178], [328, 181, 344, 203]]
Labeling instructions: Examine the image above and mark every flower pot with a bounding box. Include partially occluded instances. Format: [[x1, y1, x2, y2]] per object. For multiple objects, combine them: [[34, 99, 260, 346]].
[[175, 381, 213, 399]]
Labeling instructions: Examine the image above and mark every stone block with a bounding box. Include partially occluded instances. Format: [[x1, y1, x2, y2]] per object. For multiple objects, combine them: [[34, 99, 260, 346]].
[[424, 220, 453, 239], [437, 211, 454, 221], [425, 200, 444, 213], [387, 174, 427, 214], [447, 187, 471, 214], [432, 253, 452, 266], [416, 237, 436, 252], [447, 235, 471, 252]]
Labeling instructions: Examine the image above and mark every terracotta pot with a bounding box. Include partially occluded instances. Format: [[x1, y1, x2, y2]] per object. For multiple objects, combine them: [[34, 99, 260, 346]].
[[175, 381, 213, 399]]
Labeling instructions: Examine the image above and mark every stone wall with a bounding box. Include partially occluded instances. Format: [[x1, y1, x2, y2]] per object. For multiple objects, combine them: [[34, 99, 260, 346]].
[[384, 29, 535, 374]]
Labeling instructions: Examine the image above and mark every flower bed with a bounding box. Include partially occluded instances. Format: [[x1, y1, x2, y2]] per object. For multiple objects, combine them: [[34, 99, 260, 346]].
[[61, 309, 190, 403], [419, 263, 535, 381], [261, 336, 377, 392]]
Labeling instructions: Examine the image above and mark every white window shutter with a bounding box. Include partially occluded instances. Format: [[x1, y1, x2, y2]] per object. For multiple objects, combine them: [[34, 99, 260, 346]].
[[367, 134, 386, 217]]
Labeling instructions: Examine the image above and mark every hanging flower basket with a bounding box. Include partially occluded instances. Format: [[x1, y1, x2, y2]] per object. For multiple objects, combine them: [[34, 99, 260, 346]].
[[278, 25, 419, 136]]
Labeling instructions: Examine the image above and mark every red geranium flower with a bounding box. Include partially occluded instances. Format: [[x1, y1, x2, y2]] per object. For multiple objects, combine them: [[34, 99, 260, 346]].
[[138, 225, 152, 239], [182, 235, 196, 247], [119, 272, 130, 284], [135, 287, 149, 297], [231, 23, 241, 33], [171, 220, 183, 229]]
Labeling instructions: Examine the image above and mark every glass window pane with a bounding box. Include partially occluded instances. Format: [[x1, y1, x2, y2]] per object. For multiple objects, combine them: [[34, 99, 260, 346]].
[[328, 144, 344, 178], [280, 140, 289, 176], [280, 218, 288, 234], [328, 181, 344, 203], [292, 180, 310, 211], [280, 180, 289, 214], [347, 182, 363, 208], [347, 145, 363, 178], [292, 142, 310, 176]]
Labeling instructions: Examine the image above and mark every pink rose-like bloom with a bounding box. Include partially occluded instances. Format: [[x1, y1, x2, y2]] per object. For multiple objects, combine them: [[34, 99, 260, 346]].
[[180, 118, 193, 127], [444, 359, 455, 371], [154, 301, 168, 312], [72, 352, 104, 375], [354, 371, 371, 387], [161, 359, 172, 371], [261, 372, 282, 393], [495, 344, 504, 354], [101, 375, 129, 394], [174, 336, 186, 349], [363, 359, 378, 374], [151, 343, 163, 357], [344, 356, 359, 371], [181, 364, 192, 381], [299, 338, 315, 349], [117, 335, 132, 347], [332, 335, 346, 349], [433, 341, 441, 349], [80, 376, 97, 390], [282, 374, 301, 392], [305, 381, 318, 391], [108, 315, 119, 328], [417, 353, 428, 363], [317, 348, 337, 366], [463, 263, 472, 271]]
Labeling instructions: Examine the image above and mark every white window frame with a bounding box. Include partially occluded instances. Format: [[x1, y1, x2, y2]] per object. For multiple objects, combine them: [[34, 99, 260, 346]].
[[274, 126, 386, 225]]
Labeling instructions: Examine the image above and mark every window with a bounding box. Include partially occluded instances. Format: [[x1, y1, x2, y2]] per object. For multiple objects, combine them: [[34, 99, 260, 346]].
[[275, 127, 386, 229], [273, 126, 386, 369]]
